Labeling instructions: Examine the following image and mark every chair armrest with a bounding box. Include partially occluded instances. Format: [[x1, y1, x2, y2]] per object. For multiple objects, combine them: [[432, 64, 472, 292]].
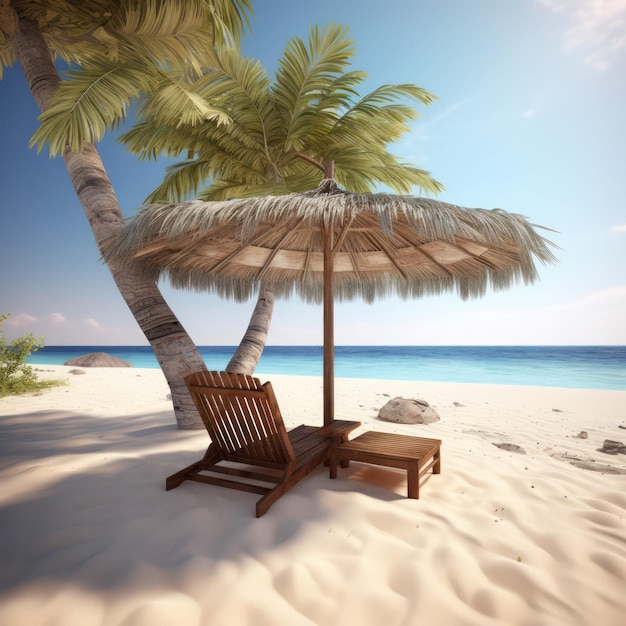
[[318, 420, 361, 441]]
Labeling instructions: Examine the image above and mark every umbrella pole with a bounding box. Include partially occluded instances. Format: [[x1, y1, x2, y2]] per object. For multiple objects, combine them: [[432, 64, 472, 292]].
[[323, 220, 334, 426]]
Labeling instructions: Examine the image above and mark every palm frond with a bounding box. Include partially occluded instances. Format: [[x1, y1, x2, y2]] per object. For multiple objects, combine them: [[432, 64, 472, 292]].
[[204, 0, 253, 47], [328, 84, 438, 146], [198, 164, 324, 200], [144, 158, 216, 203], [273, 23, 356, 151], [105, 2, 206, 71], [0, 4, 18, 77], [362, 160, 445, 195], [0, 40, 15, 79], [194, 50, 282, 152], [200, 178, 290, 201], [102, 0, 250, 72], [7, 1, 253, 72], [129, 22, 443, 202], [30, 59, 159, 155], [313, 69, 368, 112], [119, 119, 206, 159], [326, 145, 444, 195], [139, 74, 231, 128], [15, 0, 117, 26], [143, 135, 284, 203]]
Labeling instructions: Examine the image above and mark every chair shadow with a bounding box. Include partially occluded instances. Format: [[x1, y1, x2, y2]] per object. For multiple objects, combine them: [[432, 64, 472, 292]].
[[0, 407, 362, 597]]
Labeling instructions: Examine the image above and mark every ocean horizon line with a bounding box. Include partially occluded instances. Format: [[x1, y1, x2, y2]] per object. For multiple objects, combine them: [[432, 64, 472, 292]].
[[28, 345, 626, 391]]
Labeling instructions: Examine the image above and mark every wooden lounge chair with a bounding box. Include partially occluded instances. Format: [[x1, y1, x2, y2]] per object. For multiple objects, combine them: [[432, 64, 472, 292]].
[[166, 371, 361, 517]]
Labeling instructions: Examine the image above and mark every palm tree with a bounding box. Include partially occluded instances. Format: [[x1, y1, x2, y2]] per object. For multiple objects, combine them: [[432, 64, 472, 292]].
[[0, 0, 252, 429], [120, 23, 444, 374]]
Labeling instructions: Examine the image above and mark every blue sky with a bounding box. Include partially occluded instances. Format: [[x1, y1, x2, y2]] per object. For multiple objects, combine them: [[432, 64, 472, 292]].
[[1, 0, 625, 346]]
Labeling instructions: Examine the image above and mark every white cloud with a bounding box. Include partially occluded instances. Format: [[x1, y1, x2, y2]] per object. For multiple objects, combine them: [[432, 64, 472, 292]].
[[4, 313, 38, 328], [82, 318, 103, 331], [49, 312, 67, 325], [538, 0, 626, 70], [521, 107, 538, 118], [2, 310, 141, 344], [610, 223, 626, 232], [81, 317, 125, 338]]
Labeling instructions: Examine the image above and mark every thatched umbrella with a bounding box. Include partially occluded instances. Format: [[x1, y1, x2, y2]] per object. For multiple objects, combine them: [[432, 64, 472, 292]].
[[106, 179, 557, 424], [64, 352, 132, 367]]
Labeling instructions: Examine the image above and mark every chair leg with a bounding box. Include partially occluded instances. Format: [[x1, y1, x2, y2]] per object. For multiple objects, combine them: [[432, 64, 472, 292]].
[[256, 468, 305, 517], [165, 445, 220, 491], [255, 482, 291, 517], [166, 461, 202, 490]]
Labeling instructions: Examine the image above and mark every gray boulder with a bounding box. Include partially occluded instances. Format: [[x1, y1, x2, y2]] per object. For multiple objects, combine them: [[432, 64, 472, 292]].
[[378, 397, 440, 425]]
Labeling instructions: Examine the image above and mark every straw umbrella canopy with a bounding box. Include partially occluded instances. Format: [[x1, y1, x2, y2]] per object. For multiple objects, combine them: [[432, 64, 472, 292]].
[[64, 352, 132, 367], [106, 178, 557, 424]]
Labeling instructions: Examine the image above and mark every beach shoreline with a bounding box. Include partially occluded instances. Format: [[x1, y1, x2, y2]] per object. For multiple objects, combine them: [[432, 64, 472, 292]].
[[1, 366, 625, 625]]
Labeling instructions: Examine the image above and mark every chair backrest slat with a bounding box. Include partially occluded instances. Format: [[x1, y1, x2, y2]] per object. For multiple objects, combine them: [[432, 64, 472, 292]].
[[185, 371, 295, 465]]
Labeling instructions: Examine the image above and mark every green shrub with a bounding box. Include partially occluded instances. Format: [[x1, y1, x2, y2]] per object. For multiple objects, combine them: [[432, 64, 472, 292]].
[[0, 314, 64, 397]]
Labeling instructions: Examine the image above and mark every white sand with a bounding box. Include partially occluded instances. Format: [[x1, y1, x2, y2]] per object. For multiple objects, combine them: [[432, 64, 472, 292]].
[[1, 365, 625, 626]]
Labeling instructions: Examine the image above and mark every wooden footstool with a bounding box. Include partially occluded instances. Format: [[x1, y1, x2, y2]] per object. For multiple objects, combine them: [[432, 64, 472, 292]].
[[329, 431, 441, 498]]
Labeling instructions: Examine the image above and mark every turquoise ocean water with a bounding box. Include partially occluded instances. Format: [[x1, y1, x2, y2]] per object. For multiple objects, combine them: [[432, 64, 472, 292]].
[[28, 345, 626, 391]]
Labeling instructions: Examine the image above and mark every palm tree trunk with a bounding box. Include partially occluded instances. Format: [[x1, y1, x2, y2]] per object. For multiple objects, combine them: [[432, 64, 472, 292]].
[[13, 15, 205, 429], [226, 282, 274, 374]]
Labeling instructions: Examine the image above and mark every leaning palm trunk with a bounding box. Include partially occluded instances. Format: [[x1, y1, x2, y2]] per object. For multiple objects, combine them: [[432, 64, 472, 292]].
[[226, 281, 275, 374], [13, 16, 205, 429]]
